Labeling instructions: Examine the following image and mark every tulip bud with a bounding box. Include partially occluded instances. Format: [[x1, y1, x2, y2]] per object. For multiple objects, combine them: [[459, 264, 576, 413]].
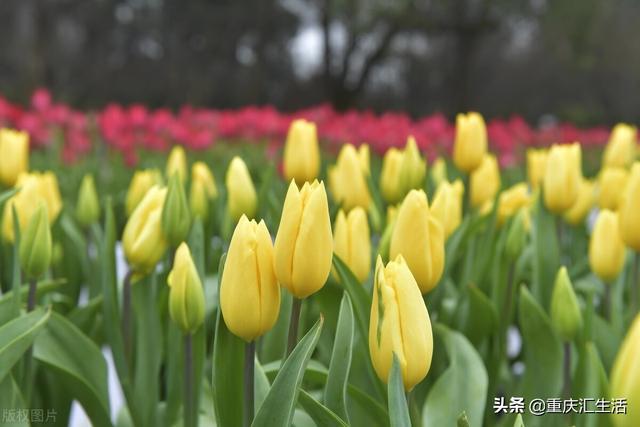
[[543, 143, 582, 214], [221, 215, 280, 341], [618, 163, 640, 251], [122, 186, 168, 275], [226, 156, 257, 222], [390, 190, 444, 293], [283, 119, 320, 184], [126, 169, 163, 216], [328, 144, 370, 211], [19, 202, 52, 280], [526, 148, 548, 191], [470, 154, 501, 208], [603, 123, 637, 169], [453, 112, 487, 173], [398, 136, 426, 195], [430, 157, 448, 186], [430, 180, 464, 239], [333, 208, 371, 283], [167, 243, 205, 334], [369, 255, 433, 391], [0, 128, 29, 187], [2, 172, 62, 242], [166, 145, 187, 183], [505, 208, 530, 260], [274, 180, 333, 298], [564, 178, 595, 226], [76, 174, 100, 227], [497, 183, 531, 226], [598, 167, 628, 210], [162, 174, 192, 247], [550, 266, 583, 341], [589, 210, 626, 283], [610, 313, 640, 427], [380, 148, 404, 204], [189, 161, 218, 221]]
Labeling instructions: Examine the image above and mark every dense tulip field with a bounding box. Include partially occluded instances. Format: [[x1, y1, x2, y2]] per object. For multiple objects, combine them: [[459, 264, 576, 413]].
[[0, 90, 639, 427]]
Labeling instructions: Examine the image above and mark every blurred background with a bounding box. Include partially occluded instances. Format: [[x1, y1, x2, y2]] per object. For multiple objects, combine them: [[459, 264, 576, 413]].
[[0, 0, 638, 125]]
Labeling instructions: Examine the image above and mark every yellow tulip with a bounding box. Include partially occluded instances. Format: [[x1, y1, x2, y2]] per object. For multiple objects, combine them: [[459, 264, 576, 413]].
[[274, 180, 333, 298], [221, 216, 280, 341], [398, 136, 426, 195], [390, 190, 444, 293], [604, 123, 637, 169], [598, 167, 628, 210], [122, 186, 168, 275], [0, 128, 29, 187], [125, 169, 163, 216], [470, 154, 501, 208], [589, 210, 626, 283], [328, 144, 370, 211], [453, 112, 487, 173], [526, 148, 548, 190], [369, 255, 433, 390], [430, 180, 464, 238], [2, 172, 62, 242], [226, 156, 257, 222], [19, 202, 52, 280], [619, 163, 640, 251], [543, 143, 582, 214], [166, 145, 187, 182], [610, 313, 640, 427], [283, 119, 320, 184], [333, 208, 371, 283], [430, 157, 448, 186], [167, 243, 205, 334], [358, 144, 370, 175], [76, 174, 100, 227], [189, 162, 218, 220], [380, 148, 404, 204], [497, 183, 531, 226], [563, 178, 595, 226]]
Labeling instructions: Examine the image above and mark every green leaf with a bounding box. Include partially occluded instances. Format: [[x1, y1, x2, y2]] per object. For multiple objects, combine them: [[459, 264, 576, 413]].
[[531, 198, 559, 310], [323, 293, 354, 422], [0, 373, 29, 427], [457, 412, 471, 427], [0, 279, 64, 325], [0, 307, 50, 383], [254, 358, 271, 413], [132, 275, 161, 427], [423, 324, 488, 427], [574, 342, 611, 427], [456, 285, 498, 346], [262, 359, 388, 424], [212, 253, 245, 427], [332, 255, 371, 341], [299, 390, 348, 427], [252, 317, 324, 427], [513, 414, 525, 427], [388, 354, 411, 427], [33, 311, 111, 427], [516, 285, 563, 427]]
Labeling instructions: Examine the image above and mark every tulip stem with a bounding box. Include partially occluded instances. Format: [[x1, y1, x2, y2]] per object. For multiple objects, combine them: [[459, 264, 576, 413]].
[[244, 340, 255, 427], [562, 342, 572, 400], [633, 251, 639, 314], [287, 298, 302, 356], [122, 270, 134, 371], [184, 333, 195, 427], [604, 282, 611, 322], [27, 278, 37, 311]]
